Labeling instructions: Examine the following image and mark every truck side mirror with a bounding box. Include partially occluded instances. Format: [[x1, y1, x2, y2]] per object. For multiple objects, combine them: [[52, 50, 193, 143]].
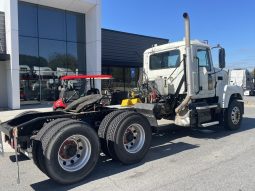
[[219, 48, 225, 68]]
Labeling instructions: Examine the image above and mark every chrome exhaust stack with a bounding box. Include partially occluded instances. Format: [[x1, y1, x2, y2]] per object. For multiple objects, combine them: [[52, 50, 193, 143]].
[[183, 13, 191, 49], [183, 12, 194, 97], [175, 12, 193, 113]]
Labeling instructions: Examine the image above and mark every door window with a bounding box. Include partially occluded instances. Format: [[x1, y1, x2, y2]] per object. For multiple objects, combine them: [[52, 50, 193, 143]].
[[197, 49, 211, 71]]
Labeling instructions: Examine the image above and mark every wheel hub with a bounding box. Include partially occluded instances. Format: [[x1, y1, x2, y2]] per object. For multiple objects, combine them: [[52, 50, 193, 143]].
[[123, 124, 145, 154], [58, 135, 91, 172], [125, 131, 134, 142], [60, 141, 78, 159], [231, 106, 241, 125]]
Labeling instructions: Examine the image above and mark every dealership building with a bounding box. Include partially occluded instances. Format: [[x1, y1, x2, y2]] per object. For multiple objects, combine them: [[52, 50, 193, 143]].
[[0, 0, 168, 109]]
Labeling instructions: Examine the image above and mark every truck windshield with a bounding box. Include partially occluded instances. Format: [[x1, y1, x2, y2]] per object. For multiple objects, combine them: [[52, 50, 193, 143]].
[[150, 49, 180, 70]]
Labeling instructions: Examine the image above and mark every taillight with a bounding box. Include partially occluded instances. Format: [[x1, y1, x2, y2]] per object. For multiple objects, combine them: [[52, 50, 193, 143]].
[[11, 128, 18, 149], [10, 138, 14, 148]]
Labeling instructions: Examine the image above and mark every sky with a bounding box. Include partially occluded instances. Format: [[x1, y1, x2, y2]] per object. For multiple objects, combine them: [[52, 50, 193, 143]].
[[102, 0, 255, 70]]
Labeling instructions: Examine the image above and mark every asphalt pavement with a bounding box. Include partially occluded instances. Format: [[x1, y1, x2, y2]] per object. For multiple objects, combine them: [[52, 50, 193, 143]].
[[0, 98, 255, 191]]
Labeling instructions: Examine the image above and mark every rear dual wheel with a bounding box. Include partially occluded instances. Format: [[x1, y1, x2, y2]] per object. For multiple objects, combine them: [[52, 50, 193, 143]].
[[57, 134, 91, 173], [33, 119, 100, 184], [98, 110, 125, 156], [105, 111, 152, 164]]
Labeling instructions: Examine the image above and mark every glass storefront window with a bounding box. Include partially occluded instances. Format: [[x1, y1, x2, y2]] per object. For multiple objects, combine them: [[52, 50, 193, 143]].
[[102, 66, 140, 104], [103, 66, 140, 92], [20, 78, 40, 102], [109, 67, 125, 92], [66, 12, 85, 43], [124, 67, 139, 91], [67, 42, 86, 74], [19, 36, 40, 103], [39, 39, 66, 101], [18, 2, 38, 37], [39, 39, 66, 68], [38, 6, 66, 41], [19, 36, 39, 68], [18, 2, 86, 104]]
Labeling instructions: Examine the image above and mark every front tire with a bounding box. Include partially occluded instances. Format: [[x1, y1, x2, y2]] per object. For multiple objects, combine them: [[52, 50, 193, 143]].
[[224, 99, 243, 130]]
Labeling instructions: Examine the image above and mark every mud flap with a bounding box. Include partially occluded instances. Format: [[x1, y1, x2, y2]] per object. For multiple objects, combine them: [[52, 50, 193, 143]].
[[134, 103, 158, 127]]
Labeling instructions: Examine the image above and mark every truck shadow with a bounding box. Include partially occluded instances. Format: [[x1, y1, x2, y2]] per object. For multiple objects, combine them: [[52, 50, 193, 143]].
[[188, 117, 255, 139], [30, 134, 198, 190], [30, 117, 254, 191]]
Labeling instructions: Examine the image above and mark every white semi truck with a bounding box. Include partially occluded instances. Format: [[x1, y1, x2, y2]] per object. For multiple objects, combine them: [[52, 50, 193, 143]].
[[229, 69, 254, 96], [0, 13, 243, 184]]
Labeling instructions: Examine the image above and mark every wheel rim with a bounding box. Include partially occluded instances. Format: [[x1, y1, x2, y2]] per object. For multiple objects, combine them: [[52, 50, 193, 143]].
[[123, 123, 145, 154], [231, 106, 241, 125], [58, 135, 91, 172]]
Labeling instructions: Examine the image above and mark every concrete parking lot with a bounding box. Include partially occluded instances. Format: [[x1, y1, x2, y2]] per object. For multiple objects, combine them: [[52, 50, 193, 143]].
[[0, 97, 255, 191]]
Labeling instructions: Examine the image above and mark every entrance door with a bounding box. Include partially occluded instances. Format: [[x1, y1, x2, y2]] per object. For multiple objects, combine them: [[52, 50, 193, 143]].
[[195, 47, 215, 98]]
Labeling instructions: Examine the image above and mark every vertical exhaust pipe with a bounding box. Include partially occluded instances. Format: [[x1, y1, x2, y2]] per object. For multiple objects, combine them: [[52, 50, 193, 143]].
[[183, 13, 191, 48], [175, 12, 193, 113], [183, 12, 194, 97]]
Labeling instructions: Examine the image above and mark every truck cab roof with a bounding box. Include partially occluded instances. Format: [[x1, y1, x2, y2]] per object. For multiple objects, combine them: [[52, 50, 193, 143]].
[[144, 40, 210, 54]]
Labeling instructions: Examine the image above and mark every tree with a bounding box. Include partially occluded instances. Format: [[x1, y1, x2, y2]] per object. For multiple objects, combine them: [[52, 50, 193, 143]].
[[48, 53, 77, 71]]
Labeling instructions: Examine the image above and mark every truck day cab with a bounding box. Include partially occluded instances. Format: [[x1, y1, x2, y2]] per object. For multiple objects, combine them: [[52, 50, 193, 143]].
[[0, 13, 243, 184]]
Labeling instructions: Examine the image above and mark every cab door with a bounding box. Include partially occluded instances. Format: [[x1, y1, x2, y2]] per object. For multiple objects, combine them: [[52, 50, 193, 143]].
[[195, 47, 215, 98]]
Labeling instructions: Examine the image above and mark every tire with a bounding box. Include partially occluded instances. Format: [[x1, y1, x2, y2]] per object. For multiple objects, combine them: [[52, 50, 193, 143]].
[[32, 141, 48, 175], [106, 111, 152, 164], [98, 110, 125, 156], [42, 120, 100, 184], [224, 99, 243, 130], [32, 118, 70, 174]]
